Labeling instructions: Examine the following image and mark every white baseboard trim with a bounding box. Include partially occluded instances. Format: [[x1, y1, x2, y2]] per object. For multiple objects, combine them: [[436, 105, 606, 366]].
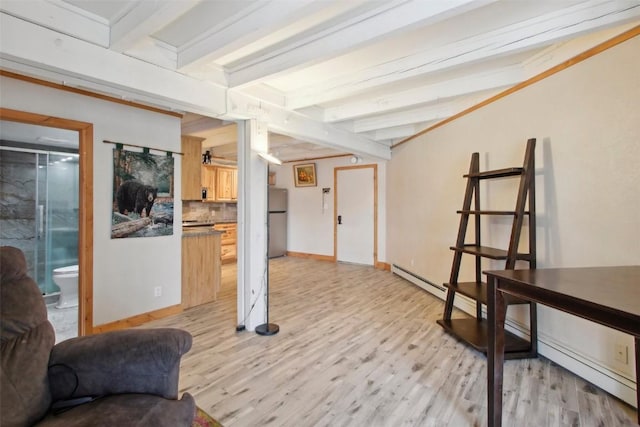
[[537, 333, 636, 407], [391, 264, 637, 408]]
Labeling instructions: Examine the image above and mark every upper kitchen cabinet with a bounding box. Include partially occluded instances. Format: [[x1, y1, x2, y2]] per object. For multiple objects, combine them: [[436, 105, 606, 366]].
[[181, 135, 205, 200], [215, 167, 237, 201], [202, 165, 217, 201]]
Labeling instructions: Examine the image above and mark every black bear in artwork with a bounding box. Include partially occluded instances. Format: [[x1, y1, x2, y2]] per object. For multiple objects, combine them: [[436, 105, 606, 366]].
[[116, 180, 158, 217]]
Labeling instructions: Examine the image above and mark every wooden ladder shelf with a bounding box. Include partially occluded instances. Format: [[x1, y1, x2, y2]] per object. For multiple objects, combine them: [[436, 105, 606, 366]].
[[437, 138, 537, 359]]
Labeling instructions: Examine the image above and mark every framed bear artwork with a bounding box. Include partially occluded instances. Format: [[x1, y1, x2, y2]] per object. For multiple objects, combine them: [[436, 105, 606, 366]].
[[111, 147, 174, 238]]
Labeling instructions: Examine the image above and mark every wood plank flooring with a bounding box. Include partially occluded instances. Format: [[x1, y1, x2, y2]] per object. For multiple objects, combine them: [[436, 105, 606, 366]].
[[144, 257, 637, 427]]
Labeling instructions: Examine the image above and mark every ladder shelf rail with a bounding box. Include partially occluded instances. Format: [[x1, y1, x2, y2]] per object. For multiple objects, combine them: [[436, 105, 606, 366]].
[[437, 138, 537, 359]]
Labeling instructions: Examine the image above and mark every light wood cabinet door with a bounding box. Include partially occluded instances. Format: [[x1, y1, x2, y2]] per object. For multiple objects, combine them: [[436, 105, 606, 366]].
[[231, 168, 238, 200], [182, 233, 221, 308], [215, 167, 237, 201], [181, 136, 204, 200], [213, 223, 237, 263], [202, 165, 217, 201]]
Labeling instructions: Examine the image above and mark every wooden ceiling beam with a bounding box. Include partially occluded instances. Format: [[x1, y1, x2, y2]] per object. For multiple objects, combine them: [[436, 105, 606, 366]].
[[287, 1, 640, 109], [226, 90, 391, 160], [0, 13, 226, 117], [110, 1, 198, 52], [324, 65, 523, 123], [177, 0, 320, 70], [0, 0, 109, 47], [225, 0, 487, 88]]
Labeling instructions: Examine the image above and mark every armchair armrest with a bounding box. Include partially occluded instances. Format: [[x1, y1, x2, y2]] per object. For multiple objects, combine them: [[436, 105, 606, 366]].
[[48, 328, 192, 402]]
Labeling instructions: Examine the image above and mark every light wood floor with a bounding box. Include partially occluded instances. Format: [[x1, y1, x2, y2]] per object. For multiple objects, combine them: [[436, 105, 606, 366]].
[[145, 257, 637, 427]]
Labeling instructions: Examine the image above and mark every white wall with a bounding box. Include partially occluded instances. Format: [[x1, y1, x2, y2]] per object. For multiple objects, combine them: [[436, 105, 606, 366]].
[[271, 156, 387, 263], [0, 76, 183, 325], [387, 36, 640, 405]]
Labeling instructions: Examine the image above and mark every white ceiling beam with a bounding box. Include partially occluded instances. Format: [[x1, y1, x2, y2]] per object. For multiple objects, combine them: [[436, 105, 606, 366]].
[[227, 90, 391, 160], [182, 119, 233, 138], [177, 0, 319, 69], [226, 0, 491, 88], [353, 87, 505, 133], [0, 0, 110, 47], [118, 38, 178, 71], [288, 0, 640, 109], [353, 104, 454, 133], [324, 65, 523, 122], [0, 13, 226, 116], [109, 0, 199, 52], [522, 20, 640, 76], [363, 123, 436, 142]]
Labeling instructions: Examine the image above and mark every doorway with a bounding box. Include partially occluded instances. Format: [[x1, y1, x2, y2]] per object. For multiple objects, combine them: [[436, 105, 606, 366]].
[[0, 108, 94, 336], [334, 164, 377, 265]]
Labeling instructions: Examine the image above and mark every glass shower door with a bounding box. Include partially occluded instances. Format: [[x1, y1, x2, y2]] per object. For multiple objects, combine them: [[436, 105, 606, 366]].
[[0, 148, 78, 294], [44, 153, 79, 292], [0, 149, 48, 291]]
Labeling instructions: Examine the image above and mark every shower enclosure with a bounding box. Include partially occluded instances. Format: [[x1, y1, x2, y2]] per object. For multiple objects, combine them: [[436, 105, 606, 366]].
[[0, 146, 79, 295]]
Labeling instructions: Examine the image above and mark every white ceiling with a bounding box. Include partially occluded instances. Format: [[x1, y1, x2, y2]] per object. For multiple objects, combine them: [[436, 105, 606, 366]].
[[0, 120, 79, 149], [1, 1, 639, 161]]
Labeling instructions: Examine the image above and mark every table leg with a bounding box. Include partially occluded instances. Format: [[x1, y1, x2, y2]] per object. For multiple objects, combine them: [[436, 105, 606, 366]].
[[488, 276, 507, 427], [635, 336, 639, 425]]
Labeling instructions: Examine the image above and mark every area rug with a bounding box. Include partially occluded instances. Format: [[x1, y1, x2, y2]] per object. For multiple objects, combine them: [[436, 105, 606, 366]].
[[192, 406, 223, 427]]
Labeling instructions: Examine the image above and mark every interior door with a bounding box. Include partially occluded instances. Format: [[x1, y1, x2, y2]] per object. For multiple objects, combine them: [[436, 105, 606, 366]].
[[336, 166, 375, 265]]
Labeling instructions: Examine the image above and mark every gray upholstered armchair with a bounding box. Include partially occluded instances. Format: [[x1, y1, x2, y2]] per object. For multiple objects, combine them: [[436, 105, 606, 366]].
[[0, 246, 195, 427]]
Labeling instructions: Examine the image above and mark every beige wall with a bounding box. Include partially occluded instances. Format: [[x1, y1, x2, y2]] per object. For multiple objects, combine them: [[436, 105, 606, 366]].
[[387, 36, 640, 404], [271, 156, 387, 262], [0, 76, 183, 326]]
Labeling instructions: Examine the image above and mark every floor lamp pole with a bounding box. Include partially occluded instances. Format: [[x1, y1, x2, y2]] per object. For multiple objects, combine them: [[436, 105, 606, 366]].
[[256, 160, 279, 336]]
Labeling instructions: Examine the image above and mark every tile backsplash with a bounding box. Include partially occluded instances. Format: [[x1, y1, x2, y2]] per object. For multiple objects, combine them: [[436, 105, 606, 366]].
[[183, 201, 237, 222]]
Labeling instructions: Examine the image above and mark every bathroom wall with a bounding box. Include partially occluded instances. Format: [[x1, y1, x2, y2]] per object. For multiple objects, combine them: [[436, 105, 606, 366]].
[[1, 75, 183, 326]]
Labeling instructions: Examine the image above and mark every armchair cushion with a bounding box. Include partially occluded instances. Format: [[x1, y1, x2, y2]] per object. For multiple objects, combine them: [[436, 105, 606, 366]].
[[49, 328, 192, 401], [1, 246, 56, 427], [1, 246, 196, 427], [37, 392, 196, 427]]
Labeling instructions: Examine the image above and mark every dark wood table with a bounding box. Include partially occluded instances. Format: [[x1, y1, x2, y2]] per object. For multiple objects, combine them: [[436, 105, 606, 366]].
[[485, 266, 640, 426]]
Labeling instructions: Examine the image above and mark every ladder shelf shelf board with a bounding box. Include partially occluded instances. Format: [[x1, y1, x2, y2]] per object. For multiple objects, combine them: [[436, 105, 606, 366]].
[[436, 318, 532, 358], [443, 281, 529, 306], [439, 138, 537, 359]]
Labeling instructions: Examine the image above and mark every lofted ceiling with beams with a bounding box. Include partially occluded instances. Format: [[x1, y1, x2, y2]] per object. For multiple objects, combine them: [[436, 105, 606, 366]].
[[1, 1, 639, 161]]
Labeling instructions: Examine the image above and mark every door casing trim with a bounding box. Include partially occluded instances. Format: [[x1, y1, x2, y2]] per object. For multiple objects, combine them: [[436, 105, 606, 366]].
[[0, 107, 94, 335]]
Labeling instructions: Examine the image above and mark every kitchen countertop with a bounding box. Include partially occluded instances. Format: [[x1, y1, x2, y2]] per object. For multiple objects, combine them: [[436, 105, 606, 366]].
[[181, 220, 236, 237], [182, 220, 236, 227], [182, 228, 223, 237]]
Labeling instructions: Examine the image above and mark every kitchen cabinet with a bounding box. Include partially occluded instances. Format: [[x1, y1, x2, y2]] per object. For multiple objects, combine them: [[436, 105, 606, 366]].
[[181, 231, 221, 308], [213, 223, 237, 263], [201, 165, 237, 201], [202, 165, 217, 201], [181, 135, 205, 200], [215, 167, 237, 201]]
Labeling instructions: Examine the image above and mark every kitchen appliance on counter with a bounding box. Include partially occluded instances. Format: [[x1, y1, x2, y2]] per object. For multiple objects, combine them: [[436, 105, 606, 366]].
[[268, 188, 287, 258]]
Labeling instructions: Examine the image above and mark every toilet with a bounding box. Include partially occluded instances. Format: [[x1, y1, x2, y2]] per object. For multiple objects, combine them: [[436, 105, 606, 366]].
[[52, 265, 79, 309]]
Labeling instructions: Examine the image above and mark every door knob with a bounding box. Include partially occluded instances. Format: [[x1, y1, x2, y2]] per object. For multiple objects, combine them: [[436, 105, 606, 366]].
[[337, 215, 342, 225]]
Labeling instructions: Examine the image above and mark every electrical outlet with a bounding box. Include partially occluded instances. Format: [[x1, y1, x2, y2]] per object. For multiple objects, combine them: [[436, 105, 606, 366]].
[[614, 343, 629, 364], [154, 286, 162, 297], [410, 258, 415, 267]]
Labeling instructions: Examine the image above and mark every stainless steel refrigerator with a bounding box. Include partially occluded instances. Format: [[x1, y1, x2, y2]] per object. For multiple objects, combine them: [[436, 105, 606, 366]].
[[268, 188, 287, 258]]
